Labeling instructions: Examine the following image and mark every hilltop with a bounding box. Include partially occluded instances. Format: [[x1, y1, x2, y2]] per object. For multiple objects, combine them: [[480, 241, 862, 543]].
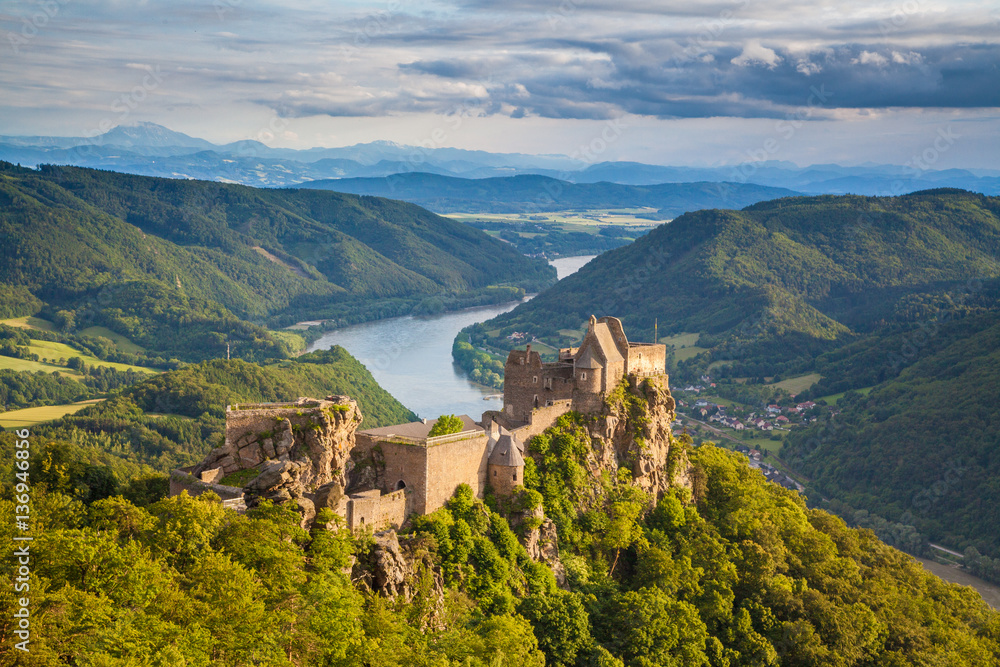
[[458, 189, 1000, 563], [298, 172, 800, 217], [0, 161, 554, 362]]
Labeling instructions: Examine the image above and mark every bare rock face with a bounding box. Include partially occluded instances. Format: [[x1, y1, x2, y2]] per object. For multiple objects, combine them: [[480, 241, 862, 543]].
[[191, 396, 363, 527], [522, 516, 567, 588], [371, 530, 412, 597], [586, 376, 689, 499]]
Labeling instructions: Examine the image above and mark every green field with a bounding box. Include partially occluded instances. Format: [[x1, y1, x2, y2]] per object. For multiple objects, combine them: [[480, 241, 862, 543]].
[[661, 332, 702, 348], [814, 385, 875, 405], [79, 325, 145, 353], [2, 316, 58, 333], [0, 399, 104, 428], [675, 346, 709, 361], [0, 355, 84, 378], [26, 340, 156, 374], [768, 373, 822, 396]]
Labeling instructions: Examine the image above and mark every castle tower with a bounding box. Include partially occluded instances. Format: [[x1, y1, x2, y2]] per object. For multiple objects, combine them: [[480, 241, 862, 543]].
[[488, 430, 525, 497]]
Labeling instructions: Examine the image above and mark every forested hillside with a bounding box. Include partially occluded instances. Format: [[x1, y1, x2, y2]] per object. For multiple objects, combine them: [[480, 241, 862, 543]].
[[457, 189, 1000, 563], [0, 161, 554, 362], [35, 350, 416, 473], [2, 413, 998, 665], [300, 172, 800, 216]]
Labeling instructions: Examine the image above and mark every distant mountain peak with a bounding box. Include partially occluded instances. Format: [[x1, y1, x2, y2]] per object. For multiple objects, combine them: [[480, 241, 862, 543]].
[[98, 122, 216, 149]]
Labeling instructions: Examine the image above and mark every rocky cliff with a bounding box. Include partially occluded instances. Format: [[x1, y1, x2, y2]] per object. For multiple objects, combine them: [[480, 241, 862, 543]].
[[192, 396, 363, 523], [586, 376, 688, 499]]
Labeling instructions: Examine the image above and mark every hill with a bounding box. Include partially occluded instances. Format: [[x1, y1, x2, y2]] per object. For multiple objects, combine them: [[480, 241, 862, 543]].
[[2, 408, 998, 664], [36, 349, 416, 472], [298, 172, 800, 216], [457, 189, 1000, 561], [463, 190, 1000, 360], [0, 161, 554, 362]]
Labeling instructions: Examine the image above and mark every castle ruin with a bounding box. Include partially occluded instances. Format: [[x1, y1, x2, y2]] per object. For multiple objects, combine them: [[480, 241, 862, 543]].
[[171, 315, 670, 532]]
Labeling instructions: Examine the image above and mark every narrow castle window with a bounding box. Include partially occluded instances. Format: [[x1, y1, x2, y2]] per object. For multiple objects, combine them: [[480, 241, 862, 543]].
[[513, 471, 518, 482], [533, 376, 538, 384], [581, 372, 587, 381], [494, 470, 497, 477]]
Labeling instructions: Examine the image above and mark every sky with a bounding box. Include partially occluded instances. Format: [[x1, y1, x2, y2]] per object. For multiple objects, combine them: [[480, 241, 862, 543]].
[[1, 0, 999, 168]]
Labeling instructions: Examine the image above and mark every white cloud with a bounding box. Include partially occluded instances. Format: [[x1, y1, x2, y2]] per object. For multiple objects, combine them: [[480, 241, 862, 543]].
[[795, 60, 822, 75], [891, 50, 923, 65], [852, 50, 888, 66], [731, 41, 782, 68]]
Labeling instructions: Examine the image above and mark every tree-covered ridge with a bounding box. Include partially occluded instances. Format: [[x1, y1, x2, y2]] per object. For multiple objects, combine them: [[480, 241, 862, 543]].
[[36, 350, 416, 472], [299, 172, 800, 216], [2, 414, 998, 665], [466, 190, 1000, 361], [0, 161, 554, 362], [783, 313, 1000, 559]]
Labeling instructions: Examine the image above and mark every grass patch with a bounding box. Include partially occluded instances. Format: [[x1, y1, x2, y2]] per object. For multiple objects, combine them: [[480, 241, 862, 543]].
[[269, 330, 307, 355], [79, 326, 145, 353], [814, 385, 875, 405], [662, 332, 702, 348], [0, 399, 104, 428], [1, 316, 57, 333], [515, 341, 559, 355], [219, 468, 260, 487], [768, 373, 822, 395], [675, 346, 709, 361], [27, 340, 157, 374], [0, 355, 84, 378]]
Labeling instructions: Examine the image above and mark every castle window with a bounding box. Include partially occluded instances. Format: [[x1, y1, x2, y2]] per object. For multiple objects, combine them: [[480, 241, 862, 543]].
[[395, 480, 406, 490], [494, 470, 497, 477], [581, 372, 587, 381], [513, 471, 518, 481], [533, 376, 538, 384]]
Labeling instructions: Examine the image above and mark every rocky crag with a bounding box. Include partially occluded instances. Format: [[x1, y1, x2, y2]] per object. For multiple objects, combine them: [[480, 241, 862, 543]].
[[585, 376, 687, 498], [193, 396, 363, 524]]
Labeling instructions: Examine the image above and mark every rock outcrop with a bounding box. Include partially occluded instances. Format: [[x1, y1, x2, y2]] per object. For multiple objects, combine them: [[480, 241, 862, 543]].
[[190, 396, 363, 525], [585, 376, 688, 499]]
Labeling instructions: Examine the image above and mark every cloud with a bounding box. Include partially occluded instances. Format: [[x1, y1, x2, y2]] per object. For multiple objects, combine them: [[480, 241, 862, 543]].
[[852, 50, 888, 66], [731, 41, 782, 69]]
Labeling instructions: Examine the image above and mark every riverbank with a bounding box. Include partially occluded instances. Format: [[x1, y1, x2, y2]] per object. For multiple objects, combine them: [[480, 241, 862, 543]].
[[913, 556, 1000, 610]]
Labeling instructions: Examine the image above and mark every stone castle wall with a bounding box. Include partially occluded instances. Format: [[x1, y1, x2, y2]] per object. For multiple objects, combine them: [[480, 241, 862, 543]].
[[423, 433, 490, 513], [347, 488, 407, 531], [627, 343, 667, 376]]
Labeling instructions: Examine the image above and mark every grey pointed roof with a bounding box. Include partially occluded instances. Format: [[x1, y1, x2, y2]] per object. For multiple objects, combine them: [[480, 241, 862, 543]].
[[576, 347, 604, 369], [489, 433, 525, 467]]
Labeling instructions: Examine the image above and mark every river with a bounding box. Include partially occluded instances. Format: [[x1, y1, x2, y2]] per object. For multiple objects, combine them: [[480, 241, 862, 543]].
[[306, 255, 595, 419]]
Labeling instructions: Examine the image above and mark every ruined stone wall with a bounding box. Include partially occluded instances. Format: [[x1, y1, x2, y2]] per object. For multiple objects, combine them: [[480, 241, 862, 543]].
[[628, 343, 667, 376], [169, 467, 244, 501], [503, 348, 544, 422], [378, 441, 430, 515], [347, 488, 408, 531], [424, 433, 490, 513]]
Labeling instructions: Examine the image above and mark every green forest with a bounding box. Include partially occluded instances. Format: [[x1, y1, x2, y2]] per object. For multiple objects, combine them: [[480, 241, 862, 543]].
[[0, 161, 554, 364], [2, 402, 998, 665]]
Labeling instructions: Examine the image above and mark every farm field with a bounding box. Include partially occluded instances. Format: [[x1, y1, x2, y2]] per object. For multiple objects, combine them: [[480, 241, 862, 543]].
[[0, 399, 104, 429], [2, 316, 58, 333], [768, 373, 822, 395], [26, 340, 156, 374], [446, 208, 664, 229], [79, 325, 145, 353]]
